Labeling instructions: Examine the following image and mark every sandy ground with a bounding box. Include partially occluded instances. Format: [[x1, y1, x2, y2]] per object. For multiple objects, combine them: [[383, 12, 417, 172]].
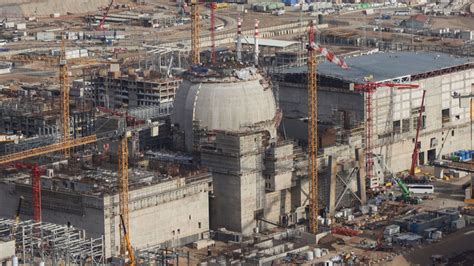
[[431, 16, 474, 31]]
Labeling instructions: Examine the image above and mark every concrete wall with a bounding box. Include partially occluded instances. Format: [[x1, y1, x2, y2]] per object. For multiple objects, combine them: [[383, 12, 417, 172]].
[[203, 132, 265, 236], [279, 82, 364, 124], [375, 69, 473, 172], [279, 68, 474, 173], [0, 175, 210, 259]]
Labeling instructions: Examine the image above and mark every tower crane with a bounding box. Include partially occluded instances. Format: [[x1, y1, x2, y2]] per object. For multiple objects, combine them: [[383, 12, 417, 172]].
[[117, 117, 131, 257], [306, 21, 348, 234], [60, 35, 71, 158], [120, 214, 136, 265], [352, 78, 419, 187], [0, 118, 142, 259], [210, 1, 217, 64], [191, 0, 200, 64], [410, 90, 426, 177]]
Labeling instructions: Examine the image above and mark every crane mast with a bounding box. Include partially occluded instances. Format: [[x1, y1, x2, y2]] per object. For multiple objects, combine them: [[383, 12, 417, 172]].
[[59, 36, 70, 158], [410, 90, 426, 176], [191, 0, 200, 64], [118, 131, 130, 256], [307, 21, 318, 234], [210, 2, 216, 64], [97, 0, 114, 30]]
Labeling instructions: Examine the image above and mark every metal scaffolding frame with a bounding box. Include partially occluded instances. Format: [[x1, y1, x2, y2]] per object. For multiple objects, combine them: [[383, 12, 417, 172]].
[[0, 218, 105, 265]]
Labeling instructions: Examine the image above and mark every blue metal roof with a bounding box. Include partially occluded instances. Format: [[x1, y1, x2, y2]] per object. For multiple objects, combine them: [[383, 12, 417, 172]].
[[281, 51, 472, 83]]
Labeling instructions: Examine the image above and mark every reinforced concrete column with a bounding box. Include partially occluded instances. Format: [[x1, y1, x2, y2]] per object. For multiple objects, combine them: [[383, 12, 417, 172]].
[[328, 156, 337, 218], [356, 148, 367, 204]]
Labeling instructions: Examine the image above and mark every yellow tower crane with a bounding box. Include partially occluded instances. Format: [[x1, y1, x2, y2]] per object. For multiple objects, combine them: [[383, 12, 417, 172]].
[[306, 21, 349, 234], [190, 0, 200, 64], [59, 35, 71, 158], [118, 118, 131, 257], [306, 22, 318, 235]]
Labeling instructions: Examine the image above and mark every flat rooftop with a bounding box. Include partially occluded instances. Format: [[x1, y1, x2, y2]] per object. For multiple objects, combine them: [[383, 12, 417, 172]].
[[282, 51, 472, 83], [240, 38, 299, 48]]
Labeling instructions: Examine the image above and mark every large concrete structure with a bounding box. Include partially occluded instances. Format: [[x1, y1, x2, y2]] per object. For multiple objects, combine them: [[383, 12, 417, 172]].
[[0, 167, 211, 258], [0, 86, 95, 139], [92, 75, 180, 110], [277, 51, 473, 188], [172, 66, 365, 235]]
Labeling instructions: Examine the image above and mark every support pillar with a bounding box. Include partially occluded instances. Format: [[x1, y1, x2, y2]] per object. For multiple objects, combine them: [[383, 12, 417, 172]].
[[356, 148, 367, 204], [328, 156, 337, 217]]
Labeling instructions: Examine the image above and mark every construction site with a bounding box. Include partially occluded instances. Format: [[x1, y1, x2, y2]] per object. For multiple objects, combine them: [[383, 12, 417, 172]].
[[0, 0, 473, 265]]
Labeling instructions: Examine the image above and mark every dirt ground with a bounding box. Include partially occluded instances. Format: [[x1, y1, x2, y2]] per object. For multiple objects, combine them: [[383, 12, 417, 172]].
[[430, 16, 474, 31]]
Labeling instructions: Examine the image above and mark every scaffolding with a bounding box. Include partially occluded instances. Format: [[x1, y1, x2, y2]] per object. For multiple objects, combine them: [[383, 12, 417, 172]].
[[0, 218, 105, 265]]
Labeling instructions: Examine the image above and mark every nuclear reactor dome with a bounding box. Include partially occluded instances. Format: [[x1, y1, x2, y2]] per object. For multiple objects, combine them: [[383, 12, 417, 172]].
[[172, 67, 279, 151]]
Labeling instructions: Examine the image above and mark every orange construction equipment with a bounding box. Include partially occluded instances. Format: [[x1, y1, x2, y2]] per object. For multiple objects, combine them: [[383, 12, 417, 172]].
[[120, 214, 136, 265], [306, 21, 348, 234], [59, 35, 71, 158], [191, 0, 200, 64], [210, 2, 217, 64]]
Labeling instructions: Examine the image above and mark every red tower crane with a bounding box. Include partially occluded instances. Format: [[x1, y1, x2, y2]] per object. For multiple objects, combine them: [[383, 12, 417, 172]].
[[31, 164, 42, 222], [97, 0, 114, 30], [14, 162, 45, 222], [410, 90, 426, 176], [353, 80, 419, 187]]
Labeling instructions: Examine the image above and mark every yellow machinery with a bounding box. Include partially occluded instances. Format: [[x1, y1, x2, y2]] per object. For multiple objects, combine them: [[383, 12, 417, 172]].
[[306, 21, 318, 234], [118, 129, 130, 256], [10, 196, 24, 237], [120, 214, 136, 266], [0, 135, 97, 164], [190, 0, 200, 64], [59, 35, 71, 158]]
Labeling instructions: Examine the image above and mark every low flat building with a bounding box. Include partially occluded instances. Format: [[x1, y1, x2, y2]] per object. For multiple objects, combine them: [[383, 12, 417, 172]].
[[0, 167, 212, 258]]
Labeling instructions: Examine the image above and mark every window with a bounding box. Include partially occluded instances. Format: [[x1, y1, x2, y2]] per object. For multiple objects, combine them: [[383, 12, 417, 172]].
[[177, 229, 181, 234], [393, 120, 401, 134], [430, 137, 438, 148], [402, 118, 410, 133], [451, 130, 454, 136], [413, 115, 426, 130], [198, 222, 201, 229], [442, 109, 450, 123], [189, 215, 192, 220]]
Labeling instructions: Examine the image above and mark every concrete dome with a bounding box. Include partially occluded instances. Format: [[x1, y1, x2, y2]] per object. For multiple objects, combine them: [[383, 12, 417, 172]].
[[172, 68, 278, 151]]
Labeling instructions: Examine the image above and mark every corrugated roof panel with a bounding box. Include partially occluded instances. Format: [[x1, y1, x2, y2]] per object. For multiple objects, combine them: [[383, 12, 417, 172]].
[[281, 51, 472, 83]]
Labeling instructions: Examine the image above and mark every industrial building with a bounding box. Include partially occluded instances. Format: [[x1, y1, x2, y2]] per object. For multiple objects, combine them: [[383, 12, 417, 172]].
[[0, 166, 211, 258], [0, 86, 95, 139], [92, 74, 180, 110], [277, 51, 473, 188], [172, 66, 366, 235]]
